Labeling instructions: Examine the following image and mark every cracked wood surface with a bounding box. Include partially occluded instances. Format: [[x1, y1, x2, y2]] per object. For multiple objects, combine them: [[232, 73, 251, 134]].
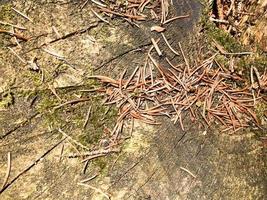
[[0, 0, 266, 200]]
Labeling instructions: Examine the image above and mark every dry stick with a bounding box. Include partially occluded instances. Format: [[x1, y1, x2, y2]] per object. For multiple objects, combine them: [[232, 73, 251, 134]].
[[146, 85, 166, 93], [207, 75, 223, 109], [226, 0, 235, 16], [68, 147, 120, 159], [0, 137, 66, 194], [83, 106, 92, 129], [81, 149, 120, 162], [142, 63, 148, 90], [163, 14, 189, 25], [239, 104, 260, 126], [151, 38, 162, 56], [1, 152, 11, 191], [161, 33, 179, 55], [78, 183, 111, 200]]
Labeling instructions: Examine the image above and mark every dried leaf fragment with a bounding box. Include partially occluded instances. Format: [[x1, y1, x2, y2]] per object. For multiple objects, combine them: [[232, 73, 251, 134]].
[[151, 25, 165, 33]]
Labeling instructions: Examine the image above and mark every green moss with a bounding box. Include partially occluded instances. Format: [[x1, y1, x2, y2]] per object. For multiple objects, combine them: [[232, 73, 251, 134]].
[[0, 4, 14, 46], [199, 4, 266, 78], [93, 157, 108, 171], [36, 92, 59, 112], [23, 70, 43, 86], [83, 78, 101, 88], [255, 102, 267, 120], [0, 91, 14, 108], [237, 53, 267, 75], [91, 24, 113, 42], [0, 3, 14, 21], [78, 99, 118, 146], [203, 21, 245, 53]]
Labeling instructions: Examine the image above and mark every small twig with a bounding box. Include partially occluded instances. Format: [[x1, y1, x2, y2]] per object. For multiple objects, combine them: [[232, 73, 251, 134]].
[[0, 20, 26, 30], [0, 29, 28, 41], [151, 38, 162, 56], [7, 47, 27, 63], [12, 7, 33, 22], [91, 8, 110, 24], [52, 26, 61, 38], [91, 0, 107, 8], [83, 106, 92, 129], [49, 85, 62, 101], [180, 166, 196, 178], [124, 66, 139, 89], [81, 0, 89, 9], [42, 48, 65, 60], [209, 17, 229, 24], [82, 160, 90, 174], [1, 152, 11, 191], [59, 144, 64, 162], [80, 174, 99, 183], [67, 148, 120, 159]]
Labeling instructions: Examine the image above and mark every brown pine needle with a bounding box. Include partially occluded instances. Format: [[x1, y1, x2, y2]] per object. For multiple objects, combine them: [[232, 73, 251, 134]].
[[163, 14, 190, 25]]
